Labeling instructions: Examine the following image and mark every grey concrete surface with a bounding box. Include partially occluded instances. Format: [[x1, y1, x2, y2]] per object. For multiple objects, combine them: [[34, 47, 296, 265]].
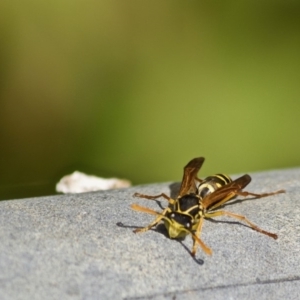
[[0, 168, 300, 300]]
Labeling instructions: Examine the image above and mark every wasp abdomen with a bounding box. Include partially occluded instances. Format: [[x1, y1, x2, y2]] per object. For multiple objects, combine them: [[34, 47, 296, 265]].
[[198, 174, 232, 199]]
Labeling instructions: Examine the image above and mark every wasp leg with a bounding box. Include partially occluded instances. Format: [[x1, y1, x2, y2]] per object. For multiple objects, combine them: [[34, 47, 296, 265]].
[[205, 210, 278, 239], [236, 189, 285, 199], [195, 177, 203, 183], [191, 230, 212, 256], [191, 217, 212, 256], [131, 204, 169, 234], [133, 192, 176, 205]]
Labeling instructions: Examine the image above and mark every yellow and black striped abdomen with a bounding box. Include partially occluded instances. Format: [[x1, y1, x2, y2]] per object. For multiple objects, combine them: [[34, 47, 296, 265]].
[[197, 174, 232, 199]]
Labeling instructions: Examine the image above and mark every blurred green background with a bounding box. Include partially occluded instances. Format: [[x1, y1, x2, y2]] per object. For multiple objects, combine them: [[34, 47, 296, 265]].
[[1, 1, 300, 200]]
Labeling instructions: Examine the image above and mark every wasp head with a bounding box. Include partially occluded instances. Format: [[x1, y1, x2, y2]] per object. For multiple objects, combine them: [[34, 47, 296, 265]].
[[164, 212, 193, 239]]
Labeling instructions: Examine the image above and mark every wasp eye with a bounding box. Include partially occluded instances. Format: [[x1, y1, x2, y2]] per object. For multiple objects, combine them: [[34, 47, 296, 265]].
[[186, 222, 191, 228], [170, 213, 175, 218]]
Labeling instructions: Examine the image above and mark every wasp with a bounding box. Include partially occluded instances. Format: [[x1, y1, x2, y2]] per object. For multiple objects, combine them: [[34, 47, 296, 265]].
[[131, 157, 285, 256]]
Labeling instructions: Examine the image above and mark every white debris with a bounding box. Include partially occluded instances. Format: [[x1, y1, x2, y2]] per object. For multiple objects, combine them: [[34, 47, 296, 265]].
[[56, 171, 131, 194]]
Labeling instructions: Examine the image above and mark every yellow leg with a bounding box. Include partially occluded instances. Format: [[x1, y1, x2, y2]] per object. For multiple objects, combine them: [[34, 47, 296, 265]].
[[131, 203, 169, 233], [191, 232, 212, 256], [190, 217, 212, 256], [205, 210, 278, 239], [133, 192, 176, 205], [195, 177, 203, 183], [236, 189, 285, 199]]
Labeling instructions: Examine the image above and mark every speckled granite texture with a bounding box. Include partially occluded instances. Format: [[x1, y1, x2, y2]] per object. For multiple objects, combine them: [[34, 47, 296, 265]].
[[0, 168, 299, 299]]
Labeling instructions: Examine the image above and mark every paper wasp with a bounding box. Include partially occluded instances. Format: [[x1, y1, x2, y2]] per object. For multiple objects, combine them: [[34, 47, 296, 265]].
[[131, 157, 285, 256]]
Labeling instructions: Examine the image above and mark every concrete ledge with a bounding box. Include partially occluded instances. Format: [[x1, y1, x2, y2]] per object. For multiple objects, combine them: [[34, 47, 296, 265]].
[[0, 168, 300, 299]]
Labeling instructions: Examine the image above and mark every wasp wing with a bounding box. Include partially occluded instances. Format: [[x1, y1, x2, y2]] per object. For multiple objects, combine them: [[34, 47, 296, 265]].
[[201, 174, 251, 210], [178, 157, 205, 197]]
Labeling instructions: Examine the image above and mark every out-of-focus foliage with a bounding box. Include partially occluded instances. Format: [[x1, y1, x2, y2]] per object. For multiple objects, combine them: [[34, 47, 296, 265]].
[[0, 1, 300, 200]]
